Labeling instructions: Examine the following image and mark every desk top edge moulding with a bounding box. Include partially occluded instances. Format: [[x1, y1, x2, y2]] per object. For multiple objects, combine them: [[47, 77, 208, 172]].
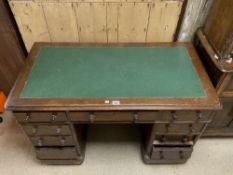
[[6, 42, 220, 111]]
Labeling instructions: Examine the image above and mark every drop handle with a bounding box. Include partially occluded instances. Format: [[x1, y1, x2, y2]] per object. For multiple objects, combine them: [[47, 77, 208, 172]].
[[179, 151, 184, 159], [60, 137, 66, 146], [171, 111, 177, 120], [25, 113, 30, 121], [165, 124, 170, 133], [56, 127, 61, 134], [182, 136, 188, 143], [161, 135, 166, 143], [159, 151, 164, 159], [189, 124, 193, 133], [196, 111, 202, 120], [32, 127, 37, 134], [51, 114, 57, 121], [89, 113, 95, 123], [37, 138, 43, 146], [133, 113, 139, 122]]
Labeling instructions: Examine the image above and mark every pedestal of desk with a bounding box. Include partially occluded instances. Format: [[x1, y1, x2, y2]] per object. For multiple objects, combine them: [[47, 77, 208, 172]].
[[142, 111, 212, 164]]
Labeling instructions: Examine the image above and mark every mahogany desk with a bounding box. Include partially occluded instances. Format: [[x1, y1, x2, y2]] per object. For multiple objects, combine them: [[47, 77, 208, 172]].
[[6, 43, 220, 164]]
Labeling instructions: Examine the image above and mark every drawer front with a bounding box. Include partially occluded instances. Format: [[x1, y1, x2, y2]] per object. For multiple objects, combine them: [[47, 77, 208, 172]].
[[14, 112, 67, 123], [160, 111, 212, 123], [135, 111, 161, 122], [69, 112, 133, 122], [153, 135, 196, 146], [22, 125, 72, 136], [30, 136, 75, 146], [36, 147, 78, 160], [151, 147, 193, 161], [154, 123, 205, 135]]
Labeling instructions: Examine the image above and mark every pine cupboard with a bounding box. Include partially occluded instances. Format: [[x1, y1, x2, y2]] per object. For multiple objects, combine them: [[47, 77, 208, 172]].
[[8, 0, 184, 51]]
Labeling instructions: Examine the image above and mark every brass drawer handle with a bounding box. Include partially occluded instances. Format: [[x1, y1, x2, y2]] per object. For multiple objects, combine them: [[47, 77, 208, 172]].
[[182, 136, 188, 143], [189, 124, 193, 134], [171, 111, 177, 121], [179, 150, 184, 159], [56, 127, 61, 134], [196, 111, 202, 120], [51, 114, 57, 121], [165, 124, 170, 133], [32, 126, 37, 134], [37, 138, 43, 146], [159, 151, 164, 159], [133, 112, 139, 123], [161, 135, 166, 143], [25, 113, 30, 121], [89, 113, 95, 123], [60, 137, 66, 146]]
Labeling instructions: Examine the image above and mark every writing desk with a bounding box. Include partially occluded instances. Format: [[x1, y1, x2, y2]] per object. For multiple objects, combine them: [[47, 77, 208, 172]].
[[6, 43, 220, 164]]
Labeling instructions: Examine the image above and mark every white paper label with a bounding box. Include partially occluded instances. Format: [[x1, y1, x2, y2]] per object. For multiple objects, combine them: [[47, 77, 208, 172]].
[[111, 100, 120, 105]]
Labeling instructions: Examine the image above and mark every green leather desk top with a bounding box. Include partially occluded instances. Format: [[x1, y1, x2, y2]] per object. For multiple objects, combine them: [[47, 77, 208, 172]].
[[20, 46, 206, 98]]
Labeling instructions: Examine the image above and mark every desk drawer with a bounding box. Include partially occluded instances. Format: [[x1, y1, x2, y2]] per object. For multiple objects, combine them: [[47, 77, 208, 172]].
[[36, 147, 78, 160], [22, 124, 72, 136], [154, 123, 205, 135], [135, 111, 161, 122], [131, 111, 210, 123], [160, 111, 211, 123], [69, 112, 133, 122], [30, 136, 75, 146], [14, 112, 67, 123], [153, 135, 196, 146], [151, 147, 193, 162]]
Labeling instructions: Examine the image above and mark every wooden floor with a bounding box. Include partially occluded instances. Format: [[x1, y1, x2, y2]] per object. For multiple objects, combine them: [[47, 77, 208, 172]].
[[0, 114, 233, 175]]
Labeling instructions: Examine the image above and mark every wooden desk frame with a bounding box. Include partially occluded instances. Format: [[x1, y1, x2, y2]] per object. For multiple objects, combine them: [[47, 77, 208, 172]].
[[6, 43, 220, 165]]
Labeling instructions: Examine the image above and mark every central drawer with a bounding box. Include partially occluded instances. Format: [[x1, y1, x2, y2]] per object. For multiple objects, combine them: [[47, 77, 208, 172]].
[[36, 147, 78, 160], [22, 124, 72, 136], [69, 112, 134, 122]]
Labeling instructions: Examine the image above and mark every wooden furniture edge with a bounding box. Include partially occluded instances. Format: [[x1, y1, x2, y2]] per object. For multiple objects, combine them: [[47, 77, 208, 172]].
[[196, 29, 233, 73], [6, 42, 221, 111]]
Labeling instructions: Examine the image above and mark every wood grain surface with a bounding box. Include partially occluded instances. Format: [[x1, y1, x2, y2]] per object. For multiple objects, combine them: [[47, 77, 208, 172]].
[[8, 0, 184, 51], [0, 0, 25, 95]]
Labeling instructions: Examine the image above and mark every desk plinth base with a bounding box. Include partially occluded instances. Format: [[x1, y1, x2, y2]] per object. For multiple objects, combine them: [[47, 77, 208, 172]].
[[142, 152, 189, 164]]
